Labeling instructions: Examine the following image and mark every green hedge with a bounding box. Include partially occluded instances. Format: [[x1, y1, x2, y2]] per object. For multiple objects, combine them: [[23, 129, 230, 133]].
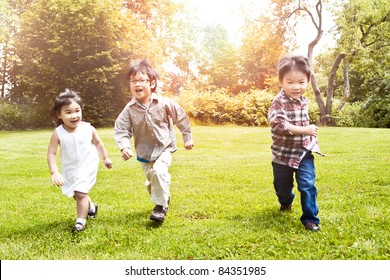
[[175, 87, 274, 126], [0, 100, 26, 130]]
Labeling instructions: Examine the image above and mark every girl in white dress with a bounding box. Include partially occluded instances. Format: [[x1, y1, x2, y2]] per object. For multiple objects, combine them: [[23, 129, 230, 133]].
[[47, 89, 112, 232]]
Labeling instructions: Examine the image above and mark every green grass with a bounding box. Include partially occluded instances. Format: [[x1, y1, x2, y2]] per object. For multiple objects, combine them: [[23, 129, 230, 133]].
[[0, 126, 389, 260]]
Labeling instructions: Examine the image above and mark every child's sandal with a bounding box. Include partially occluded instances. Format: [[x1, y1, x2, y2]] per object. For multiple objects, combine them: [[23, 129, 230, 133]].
[[72, 222, 85, 232], [88, 203, 98, 219]]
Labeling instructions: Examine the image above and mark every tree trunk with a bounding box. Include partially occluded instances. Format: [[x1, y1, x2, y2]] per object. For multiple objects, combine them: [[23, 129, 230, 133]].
[[338, 57, 350, 110], [327, 53, 346, 116], [1, 42, 8, 99], [305, 0, 331, 125]]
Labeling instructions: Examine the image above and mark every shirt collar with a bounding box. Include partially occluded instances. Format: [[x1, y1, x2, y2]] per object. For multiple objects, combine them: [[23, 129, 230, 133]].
[[129, 92, 160, 106]]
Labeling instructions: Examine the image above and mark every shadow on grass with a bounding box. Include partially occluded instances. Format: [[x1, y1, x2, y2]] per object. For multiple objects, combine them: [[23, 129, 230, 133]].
[[121, 209, 166, 229], [229, 207, 302, 233], [1, 207, 165, 243]]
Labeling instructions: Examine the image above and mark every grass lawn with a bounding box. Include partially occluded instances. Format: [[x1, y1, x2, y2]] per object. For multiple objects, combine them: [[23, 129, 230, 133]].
[[0, 126, 389, 260]]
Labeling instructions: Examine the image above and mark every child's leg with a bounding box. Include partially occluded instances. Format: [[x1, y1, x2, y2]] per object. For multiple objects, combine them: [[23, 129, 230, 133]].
[[140, 152, 172, 208], [150, 151, 172, 208], [140, 162, 153, 195], [74, 191, 89, 219], [72, 191, 89, 231], [296, 153, 320, 225], [86, 195, 98, 218], [140, 158, 170, 207], [140, 151, 172, 208], [87, 195, 96, 212], [272, 162, 295, 207]]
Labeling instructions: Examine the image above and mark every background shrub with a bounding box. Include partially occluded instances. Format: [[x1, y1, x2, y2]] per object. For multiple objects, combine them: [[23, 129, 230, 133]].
[[176, 87, 274, 126], [0, 100, 26, 130], [332, 100, 366, 127]]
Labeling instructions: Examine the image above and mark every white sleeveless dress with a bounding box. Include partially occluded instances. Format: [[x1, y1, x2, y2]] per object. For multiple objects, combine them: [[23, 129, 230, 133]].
[[56, 122, 99, 198]]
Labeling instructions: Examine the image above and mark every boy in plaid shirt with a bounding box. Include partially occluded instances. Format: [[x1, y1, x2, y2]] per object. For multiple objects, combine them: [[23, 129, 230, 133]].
[[268, 54, 324, 231]]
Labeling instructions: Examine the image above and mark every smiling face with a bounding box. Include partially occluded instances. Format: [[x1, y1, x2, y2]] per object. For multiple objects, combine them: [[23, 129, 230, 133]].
[[130, 71, 156, 105], [280, 70, 309, 100], [57, 100, 82, 132]]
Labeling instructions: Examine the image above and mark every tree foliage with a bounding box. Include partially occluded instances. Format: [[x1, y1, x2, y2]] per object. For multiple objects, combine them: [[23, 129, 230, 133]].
[[13, 0, 138, 126], [198, 24, 239, 90], [1, 0, 389, 128], [5, 0, 179, 128], [329, 0, 390, 127], [239, 19, 284, 92]]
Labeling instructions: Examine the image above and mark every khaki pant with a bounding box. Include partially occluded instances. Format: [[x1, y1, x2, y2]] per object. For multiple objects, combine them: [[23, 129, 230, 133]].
[[140, 151, 172, 208]]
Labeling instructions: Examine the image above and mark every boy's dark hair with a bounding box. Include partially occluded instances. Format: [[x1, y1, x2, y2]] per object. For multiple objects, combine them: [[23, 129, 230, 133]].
[[126, 59, 159, 92], [49, 89, 83, 126], [277, 54, 312, 83]]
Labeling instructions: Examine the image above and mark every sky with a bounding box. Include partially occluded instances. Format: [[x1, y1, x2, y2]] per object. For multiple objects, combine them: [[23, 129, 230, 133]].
[[175, 0, 334, 56]]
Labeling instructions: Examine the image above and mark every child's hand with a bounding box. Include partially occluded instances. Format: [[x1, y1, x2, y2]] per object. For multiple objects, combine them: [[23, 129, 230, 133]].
[[51, 172, 64, 187], [184, 140, 194, 150], [103, 158, 113, 169], [121, 148, 134, 161], [307, 124, 318, 137]]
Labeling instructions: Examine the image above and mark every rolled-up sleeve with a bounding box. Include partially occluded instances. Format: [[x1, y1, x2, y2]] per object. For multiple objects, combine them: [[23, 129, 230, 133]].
[[268, 101, 291, 135], [114, 105, 133, 151], [166, 100, 192, 142]]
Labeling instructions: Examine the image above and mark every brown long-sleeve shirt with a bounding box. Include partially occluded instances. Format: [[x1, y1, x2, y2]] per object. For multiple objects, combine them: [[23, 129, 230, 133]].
[[114, 93, 192, 162]]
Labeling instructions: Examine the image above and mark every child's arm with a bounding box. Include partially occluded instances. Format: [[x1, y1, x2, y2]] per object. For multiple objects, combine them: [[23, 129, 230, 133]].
[[91, 127, 112, 169], [120, 147, 135, 161], [269, 100, 317, 137], [184, 139, 194, 150], [47, 131, 65, 186], [166, 100, 194, 150], [114, 106, 135, 160], [287, 124, 318, 137]]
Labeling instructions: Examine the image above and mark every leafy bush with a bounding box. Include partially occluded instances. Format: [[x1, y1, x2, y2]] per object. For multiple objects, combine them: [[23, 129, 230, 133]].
[[0, 100, 26, 130], [175, 87, 274, 126], [361, 92, 390, 128], [331, 100, 366, 127]]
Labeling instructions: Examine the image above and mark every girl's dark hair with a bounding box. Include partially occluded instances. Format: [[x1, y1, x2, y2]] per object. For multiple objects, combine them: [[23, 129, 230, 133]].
[[126, 59, 159, 92], [49, 89, 83, 126], [277, 54, 312, 83]]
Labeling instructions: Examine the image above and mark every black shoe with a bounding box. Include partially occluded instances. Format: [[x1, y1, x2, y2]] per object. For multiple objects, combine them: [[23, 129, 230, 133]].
[[304, 222, 320, 231], [88, 203, 98, 219], [150, 205, 167, 222], [280, 204, 292, 211]]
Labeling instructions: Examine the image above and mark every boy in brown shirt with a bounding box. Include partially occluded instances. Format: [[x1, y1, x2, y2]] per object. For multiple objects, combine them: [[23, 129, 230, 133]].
[[114, 59, 194, 222]]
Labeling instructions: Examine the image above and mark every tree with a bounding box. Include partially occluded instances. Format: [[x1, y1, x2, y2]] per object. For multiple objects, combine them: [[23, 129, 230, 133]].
[[333, 0, 390, 98], [327, 53, 349, 112], [270, 0, 331, 123], [160, 3, 203, 94], [198, 23, 239, 90], [12, 0, 150, 127], [240, 17, 285, 92], [331, 0, 390, 127], [0, 0, 13, 99], [0, 0, 33, 99], [123, 0, 180, 67]]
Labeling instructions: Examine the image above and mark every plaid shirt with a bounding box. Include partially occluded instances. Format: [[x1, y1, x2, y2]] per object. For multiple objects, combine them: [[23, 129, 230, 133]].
[[268, 90, 323, 169], [114, 93, 192, 162]]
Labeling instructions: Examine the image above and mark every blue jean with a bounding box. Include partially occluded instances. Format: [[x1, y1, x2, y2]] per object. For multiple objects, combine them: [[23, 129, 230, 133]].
[[272, 152, 320, 225]]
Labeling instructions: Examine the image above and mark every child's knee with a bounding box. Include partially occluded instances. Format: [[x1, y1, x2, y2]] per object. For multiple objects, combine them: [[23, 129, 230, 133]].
[[74, 191, 87, 200], [151, 167, 166, 178]]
